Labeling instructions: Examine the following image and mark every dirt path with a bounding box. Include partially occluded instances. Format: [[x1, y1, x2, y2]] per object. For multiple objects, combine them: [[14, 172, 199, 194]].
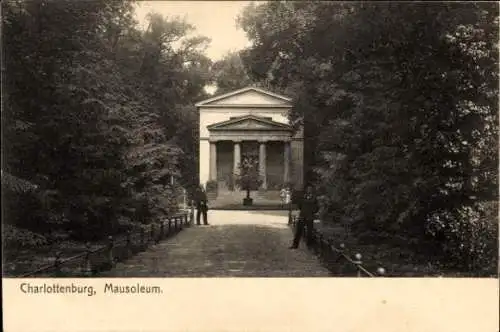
[[101, 210, 330, 277]]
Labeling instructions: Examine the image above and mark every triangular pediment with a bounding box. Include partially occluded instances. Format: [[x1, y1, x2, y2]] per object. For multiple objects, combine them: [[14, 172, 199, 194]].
[[207, 115, 292, 131], [196, 87, 292, 107]]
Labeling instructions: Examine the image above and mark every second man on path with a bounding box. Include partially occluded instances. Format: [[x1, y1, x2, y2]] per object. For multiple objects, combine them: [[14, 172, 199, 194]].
[[195, 186, 209, 225], [289, 184, 318, 249]]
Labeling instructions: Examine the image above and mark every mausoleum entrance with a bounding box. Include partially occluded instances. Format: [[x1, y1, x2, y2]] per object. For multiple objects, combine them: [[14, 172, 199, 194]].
[[206, 114, 293, 192], [212, 138, 290, 192]]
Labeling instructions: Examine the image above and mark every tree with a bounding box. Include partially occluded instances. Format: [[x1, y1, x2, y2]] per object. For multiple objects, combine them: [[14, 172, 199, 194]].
[[131, 12, 211, 203], [211, 51, 253, 94], [3, 0, 137, 239], [2, 1, 212, 246], [234, 155, 262, 204], [238, 2, 498, 274]]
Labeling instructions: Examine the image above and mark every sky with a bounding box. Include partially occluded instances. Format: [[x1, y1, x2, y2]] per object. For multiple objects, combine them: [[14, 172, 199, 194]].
[[134, 1, 253, 62]]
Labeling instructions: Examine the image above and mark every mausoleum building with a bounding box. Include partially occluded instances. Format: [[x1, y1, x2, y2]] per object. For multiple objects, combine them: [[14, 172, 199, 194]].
[[197, 86, 303, 194]]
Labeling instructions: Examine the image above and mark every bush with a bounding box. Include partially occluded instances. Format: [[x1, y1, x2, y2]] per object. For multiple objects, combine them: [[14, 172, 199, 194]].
[[3, 224, 48, 251], [425, 201, 498, 274]]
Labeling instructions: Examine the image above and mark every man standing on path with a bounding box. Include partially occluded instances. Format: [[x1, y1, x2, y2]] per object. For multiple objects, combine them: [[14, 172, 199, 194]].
[[195, 186, 209, 225], [289, 184, 318, 249]]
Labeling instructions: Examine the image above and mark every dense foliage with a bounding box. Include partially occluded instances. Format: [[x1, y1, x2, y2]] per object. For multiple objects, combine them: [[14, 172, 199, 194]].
[[211, 51, 252, 94], [3, 0, 210, 248], [238, 2, 498, 274], [3, 1, 498, 276]]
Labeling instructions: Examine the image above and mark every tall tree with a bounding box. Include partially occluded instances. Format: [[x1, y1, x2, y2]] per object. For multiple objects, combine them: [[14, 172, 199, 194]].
[[3, 1, 212, 246], [211, 51, 253, 94], [238, 2, 498, 273]]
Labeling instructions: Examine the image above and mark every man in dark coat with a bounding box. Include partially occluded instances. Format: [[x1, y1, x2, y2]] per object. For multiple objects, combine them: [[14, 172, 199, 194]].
[[289, 184, 318, 249], [195, 186, 209, 225]]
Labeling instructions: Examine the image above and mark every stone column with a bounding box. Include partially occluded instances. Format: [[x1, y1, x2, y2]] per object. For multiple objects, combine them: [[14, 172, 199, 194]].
[[233, 140, 241, 176], [283, 140, 291, 184], [259, 141, 267, 190], [209, 141, 217, 181], [233, 140, 241, 190]]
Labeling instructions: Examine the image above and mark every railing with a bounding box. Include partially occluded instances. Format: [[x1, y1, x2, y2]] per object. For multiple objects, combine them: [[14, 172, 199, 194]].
[[289, 214, 386, 277], [18, 211, 193, 278]]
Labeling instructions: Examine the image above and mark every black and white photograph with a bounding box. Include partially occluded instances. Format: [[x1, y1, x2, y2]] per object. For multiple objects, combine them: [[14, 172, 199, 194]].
[[2, 0, 498, 281]]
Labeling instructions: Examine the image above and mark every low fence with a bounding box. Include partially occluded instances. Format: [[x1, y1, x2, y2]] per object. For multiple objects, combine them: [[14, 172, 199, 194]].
[[18, 211, 193, 278], [289, 214, 386, 277]]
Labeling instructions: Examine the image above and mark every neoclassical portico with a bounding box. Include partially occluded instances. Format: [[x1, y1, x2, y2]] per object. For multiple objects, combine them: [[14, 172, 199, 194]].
[[207, 115, 293, 189], [197, 86, 303, 193]]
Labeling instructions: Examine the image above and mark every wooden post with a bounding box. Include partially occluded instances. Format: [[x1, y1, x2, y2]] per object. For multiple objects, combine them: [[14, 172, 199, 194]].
[[168, 218, 172, 234], [107, 236, 114, 268], [354, 253, 362, 277], [160, 219, 165, 239], [174, 216, 178, 231], [344, 222, 351, 239], [317, 233, 323, 257], [126, 231, 132, 257], [82, 242, 92, 276], [54, 251, 62, 277], [288, 201, 292, 225], [179, 216, 183, 230], [338, 243, 346, 275]]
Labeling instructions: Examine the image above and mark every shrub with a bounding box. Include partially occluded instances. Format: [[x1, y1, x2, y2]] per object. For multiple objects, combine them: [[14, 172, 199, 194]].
[[425, 201, 498, 274], [234, 156, 262, 198], [3, 224, 48, 251]]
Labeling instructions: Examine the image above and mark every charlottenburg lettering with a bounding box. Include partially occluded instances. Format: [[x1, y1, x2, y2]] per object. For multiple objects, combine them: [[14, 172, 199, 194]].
[[20, 282, 96, 296]]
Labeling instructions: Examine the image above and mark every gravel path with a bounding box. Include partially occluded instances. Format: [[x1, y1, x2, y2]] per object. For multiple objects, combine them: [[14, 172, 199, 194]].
[[101, 210, 330, 277]]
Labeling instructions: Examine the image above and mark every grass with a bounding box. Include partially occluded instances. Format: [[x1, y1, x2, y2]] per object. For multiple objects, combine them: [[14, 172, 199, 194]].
[[3, 240, 105, 277], [3, 241, 96, 277]]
